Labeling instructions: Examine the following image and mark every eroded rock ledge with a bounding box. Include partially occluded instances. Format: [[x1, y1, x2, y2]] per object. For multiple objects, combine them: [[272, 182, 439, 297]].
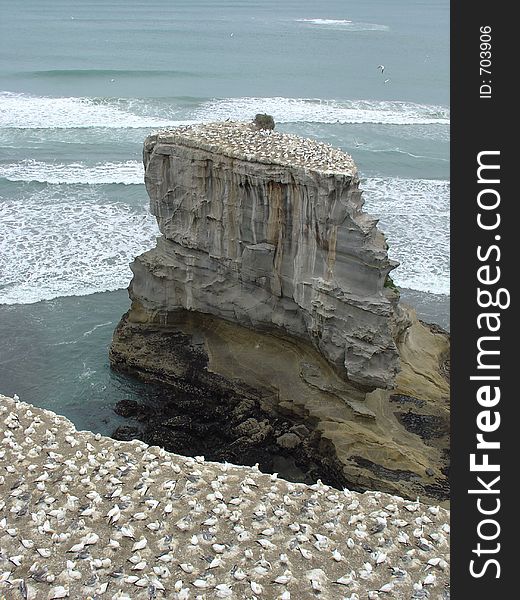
[[110, 122, 450, 504], [110, 308, 450, 504]]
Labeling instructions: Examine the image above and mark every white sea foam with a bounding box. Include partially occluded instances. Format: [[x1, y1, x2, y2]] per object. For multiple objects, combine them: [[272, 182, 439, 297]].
[[1, 92, 450, 130], [83, 321, 113, 337], [362, 178, 450, 295], [297, 18, 353, 24], [0, 160, 144, 185], [296, 18, 389, 31], [0, 187, 159, 305], [193, 97, 450, 126], [0, 176, 449, 303], [0, 92, 192, 130]]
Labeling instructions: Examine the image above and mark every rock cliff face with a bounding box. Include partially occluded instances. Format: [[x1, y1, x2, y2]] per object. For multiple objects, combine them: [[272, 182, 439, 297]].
[[129, 122, 409, 389], [110, 123, 450, 503]]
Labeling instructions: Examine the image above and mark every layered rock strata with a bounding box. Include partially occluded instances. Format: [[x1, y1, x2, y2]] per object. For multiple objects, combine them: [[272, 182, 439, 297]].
[[0, 395, 451, 600], [110, 308, 450, 503], [110, 123, 450, 503], [131, 122, 410, 390]]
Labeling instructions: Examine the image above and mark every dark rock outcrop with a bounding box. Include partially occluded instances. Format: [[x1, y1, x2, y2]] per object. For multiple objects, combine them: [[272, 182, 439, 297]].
[[253, 113, 275, 130]]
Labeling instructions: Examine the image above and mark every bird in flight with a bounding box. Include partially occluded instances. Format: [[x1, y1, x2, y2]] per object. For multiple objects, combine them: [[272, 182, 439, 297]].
[[377, 65, 385, 74]]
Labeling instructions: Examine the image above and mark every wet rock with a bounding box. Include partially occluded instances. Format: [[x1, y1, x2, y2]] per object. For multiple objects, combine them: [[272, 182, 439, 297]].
[[143, 427, 195, 454], [277, 432, 301, 449], [113, 399, 143, 418], [395, 411, 449, 440], [163, 415, 192, 429], [233, 417, 272, 442], [352, 456, 419, 483], [232, 398, 256, 421], [389, 394, 426, 408], [112, 425, 140, 441]]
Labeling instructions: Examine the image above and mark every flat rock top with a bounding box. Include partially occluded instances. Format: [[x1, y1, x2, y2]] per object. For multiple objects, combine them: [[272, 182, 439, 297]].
[[151, 122, 357, 176], [0, 395, 449, 599]]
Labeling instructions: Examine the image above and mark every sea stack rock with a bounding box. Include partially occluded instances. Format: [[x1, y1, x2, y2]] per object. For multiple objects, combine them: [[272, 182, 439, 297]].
[[110, 122, 450, 502], [128, 122, 408, 389]]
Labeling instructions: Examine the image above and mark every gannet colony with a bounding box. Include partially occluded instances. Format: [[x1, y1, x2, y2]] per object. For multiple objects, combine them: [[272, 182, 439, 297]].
[[0, 395, 449, 599], [151, 122, 356, 174]]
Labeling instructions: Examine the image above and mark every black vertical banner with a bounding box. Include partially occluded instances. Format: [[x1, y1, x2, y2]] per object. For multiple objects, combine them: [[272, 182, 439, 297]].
[[451, 2, 514, 597]]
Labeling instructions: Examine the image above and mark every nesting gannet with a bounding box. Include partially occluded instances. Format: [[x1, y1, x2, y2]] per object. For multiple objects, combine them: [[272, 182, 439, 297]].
[[0, 395, 450, 599]]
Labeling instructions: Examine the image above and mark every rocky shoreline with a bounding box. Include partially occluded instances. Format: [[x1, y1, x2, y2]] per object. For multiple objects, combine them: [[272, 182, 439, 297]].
[[0, 394, 450, 599], [111, 373, 347, 491], [109, 121, 450, 505], [110, 309, 449, 505]]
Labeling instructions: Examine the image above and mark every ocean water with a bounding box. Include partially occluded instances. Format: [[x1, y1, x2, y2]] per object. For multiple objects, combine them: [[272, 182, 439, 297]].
[[0, 0, 449, 430]]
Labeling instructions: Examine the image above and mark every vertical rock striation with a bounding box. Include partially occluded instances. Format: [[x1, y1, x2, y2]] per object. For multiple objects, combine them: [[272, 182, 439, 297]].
[[129, 122, 409, 389]]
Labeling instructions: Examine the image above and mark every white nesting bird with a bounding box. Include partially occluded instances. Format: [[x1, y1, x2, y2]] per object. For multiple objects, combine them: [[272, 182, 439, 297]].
[[179, 563, 194, 574], [336, 572, 355, 586], [250, 581, 263, 595], [215, 583, 233, 598], [307, 569, 328, 592], [232, 567, 247, 581], [47, 586, 69, 599], [273, 572, 292, 585]]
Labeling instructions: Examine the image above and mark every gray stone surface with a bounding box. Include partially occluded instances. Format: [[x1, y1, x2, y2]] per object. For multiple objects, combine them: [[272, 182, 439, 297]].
[[290, 424, 310, 439], [129, 122, 411, 389]]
